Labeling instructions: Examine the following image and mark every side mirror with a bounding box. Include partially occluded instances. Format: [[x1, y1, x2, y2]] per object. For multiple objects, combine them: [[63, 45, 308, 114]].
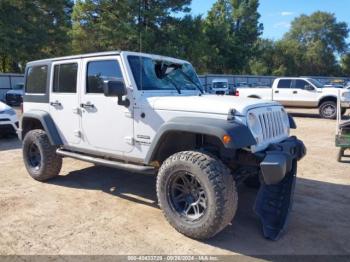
[[304, 84, 315, 91], [103, 80, 130, 107]]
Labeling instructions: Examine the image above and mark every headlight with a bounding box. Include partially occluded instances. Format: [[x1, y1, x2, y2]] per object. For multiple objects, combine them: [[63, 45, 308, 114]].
[[247, 112, 263, 143], [281, 108, 290, 134], [0, 108, 16, 116]]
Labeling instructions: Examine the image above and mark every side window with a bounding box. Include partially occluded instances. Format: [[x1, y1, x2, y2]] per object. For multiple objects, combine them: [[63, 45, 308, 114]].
[[86, 60, 123, 93], [294, 80, 308, 89], [277, 79, 292, 89], [53, 63, 78, 93], [26, 65, 48, 93], [0, 76, 10, 90]]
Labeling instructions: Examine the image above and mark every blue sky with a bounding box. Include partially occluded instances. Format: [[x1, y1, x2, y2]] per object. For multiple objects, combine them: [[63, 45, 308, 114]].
[[190, 0, 350, 40]]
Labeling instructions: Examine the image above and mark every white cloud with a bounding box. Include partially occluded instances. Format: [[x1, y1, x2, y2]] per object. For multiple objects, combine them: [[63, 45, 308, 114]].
[[281, 11, 294, 16], [273, 21, 291, 29]]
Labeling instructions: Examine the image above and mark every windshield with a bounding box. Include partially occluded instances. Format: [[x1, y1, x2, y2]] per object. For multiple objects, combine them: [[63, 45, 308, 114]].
[[128, 56, 202, 92], [307, 78, 324, 88], [212, 82, 228, 89]]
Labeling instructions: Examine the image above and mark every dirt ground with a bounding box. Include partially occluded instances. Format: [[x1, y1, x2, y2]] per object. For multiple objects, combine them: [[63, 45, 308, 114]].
[[0, 108, 349, 256]]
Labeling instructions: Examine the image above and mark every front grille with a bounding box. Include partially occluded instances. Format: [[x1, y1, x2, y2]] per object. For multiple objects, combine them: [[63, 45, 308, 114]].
[[6, 93, 22, 103], [0, 118, 10, 122], [258, 110, 285, 140]]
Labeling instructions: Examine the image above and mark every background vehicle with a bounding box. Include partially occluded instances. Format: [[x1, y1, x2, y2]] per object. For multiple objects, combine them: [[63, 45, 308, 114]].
[[236, 77, 350, 119], [0, 73, 24, 102], [210, 78, 229, 94], [5, 83, 24, 106], [0, 101, 18, 136], [19, 51, 305, 241]]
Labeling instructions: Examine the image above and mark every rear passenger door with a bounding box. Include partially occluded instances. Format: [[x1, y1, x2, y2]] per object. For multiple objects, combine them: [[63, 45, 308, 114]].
[[273, 79, 292, 105], [49, 60, 81, 144]]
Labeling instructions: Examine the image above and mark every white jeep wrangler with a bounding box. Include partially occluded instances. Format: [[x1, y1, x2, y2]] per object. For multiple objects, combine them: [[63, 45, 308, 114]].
[[19, 51, 306, 240]]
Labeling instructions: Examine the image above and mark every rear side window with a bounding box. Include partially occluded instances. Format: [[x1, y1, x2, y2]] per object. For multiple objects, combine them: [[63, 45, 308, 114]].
[[53, 63, 78, 93], [86, 60, 123, 93], [26, 65, 48, 93], [277, 79, 292, 89]]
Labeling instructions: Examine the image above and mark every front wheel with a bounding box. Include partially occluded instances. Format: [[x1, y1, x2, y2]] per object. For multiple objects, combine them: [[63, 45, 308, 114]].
[[319, 101, 337, 119], [23, 129, 62, 181], [156, 151, 237, 239]]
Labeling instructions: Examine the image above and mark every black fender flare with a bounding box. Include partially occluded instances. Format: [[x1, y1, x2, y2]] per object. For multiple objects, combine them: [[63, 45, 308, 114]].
[[145, 117, 256, 164], [20, 110, 63, 145]]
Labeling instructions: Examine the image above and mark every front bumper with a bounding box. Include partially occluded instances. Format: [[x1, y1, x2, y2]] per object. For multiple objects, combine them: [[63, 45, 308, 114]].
[[253, 136, 306, 240], [256, 136, 306, 185]]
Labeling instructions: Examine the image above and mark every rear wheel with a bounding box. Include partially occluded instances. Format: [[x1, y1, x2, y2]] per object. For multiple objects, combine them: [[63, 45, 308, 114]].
[[319, 101, 337, 119], [337, 148, 345, 162], [157, 151, 237, 239], [23, 129, 62, 181]]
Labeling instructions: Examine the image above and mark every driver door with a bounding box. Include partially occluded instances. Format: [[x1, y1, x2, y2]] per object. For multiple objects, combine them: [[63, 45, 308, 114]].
[[290, 79, 318, 107]]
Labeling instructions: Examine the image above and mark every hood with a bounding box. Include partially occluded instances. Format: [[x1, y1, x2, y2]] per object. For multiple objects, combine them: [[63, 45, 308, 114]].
[[0, 101, 11, 111], [146, 94, 281, 116]]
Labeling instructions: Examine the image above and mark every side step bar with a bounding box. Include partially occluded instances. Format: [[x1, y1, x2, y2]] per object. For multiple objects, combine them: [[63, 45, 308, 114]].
[[56, 149, 156, 175]]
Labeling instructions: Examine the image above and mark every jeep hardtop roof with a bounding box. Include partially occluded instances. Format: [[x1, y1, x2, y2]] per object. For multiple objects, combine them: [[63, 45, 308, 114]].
[[26, 51, 188, 66]]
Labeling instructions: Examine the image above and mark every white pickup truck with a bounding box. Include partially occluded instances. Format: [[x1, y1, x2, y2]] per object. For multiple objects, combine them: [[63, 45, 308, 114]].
[[236, 77, 350, 119]]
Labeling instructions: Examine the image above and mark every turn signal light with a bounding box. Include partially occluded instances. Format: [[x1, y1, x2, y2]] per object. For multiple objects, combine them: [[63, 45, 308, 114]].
[[223, 135, 232, 144]]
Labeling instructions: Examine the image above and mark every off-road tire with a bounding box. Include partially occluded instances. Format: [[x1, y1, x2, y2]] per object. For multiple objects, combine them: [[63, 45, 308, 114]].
[[23, 129, 62, 181], [156, 151, 237, 239], [319, 101, 337, 119]]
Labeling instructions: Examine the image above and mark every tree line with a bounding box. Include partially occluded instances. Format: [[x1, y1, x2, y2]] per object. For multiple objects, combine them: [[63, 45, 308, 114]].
[[0, 0, 349, 76]]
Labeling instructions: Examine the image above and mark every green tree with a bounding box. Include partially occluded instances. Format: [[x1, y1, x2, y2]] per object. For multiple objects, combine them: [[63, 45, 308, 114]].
[[204, 0, 263, 74], [285, 11, 349, 54], [71, 0, 138, 53], [71, 0, 192, 54], [0, 0, 73, 72], [282, 12, 349, 76], [248, 39, 275, 75], [341, 53, 350, 76]]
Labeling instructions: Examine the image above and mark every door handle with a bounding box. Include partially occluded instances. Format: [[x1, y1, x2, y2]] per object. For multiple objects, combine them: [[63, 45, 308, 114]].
[[275, 90, 279, 94], [50, 100, 62, 107], [80, 102, 95, 109], [293, 91, 298, 94]]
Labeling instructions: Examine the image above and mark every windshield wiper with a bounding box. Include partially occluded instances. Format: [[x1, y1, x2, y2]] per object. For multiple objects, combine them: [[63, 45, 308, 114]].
[[175, 69, 204, 94], [165, 75, 181, 94]]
